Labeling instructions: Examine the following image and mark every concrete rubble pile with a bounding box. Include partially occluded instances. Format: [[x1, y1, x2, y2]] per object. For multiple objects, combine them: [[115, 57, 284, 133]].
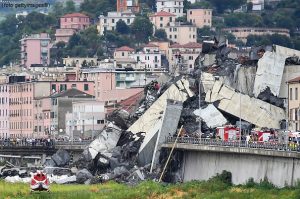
[[3, 43, 300, 185]]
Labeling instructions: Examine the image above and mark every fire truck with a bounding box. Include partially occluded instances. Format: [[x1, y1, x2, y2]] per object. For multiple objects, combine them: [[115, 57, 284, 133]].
[[216, 125, 240, 141]]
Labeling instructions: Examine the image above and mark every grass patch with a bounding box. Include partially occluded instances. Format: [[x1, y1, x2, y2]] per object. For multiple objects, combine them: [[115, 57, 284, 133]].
[[0, 179, 298, 199]]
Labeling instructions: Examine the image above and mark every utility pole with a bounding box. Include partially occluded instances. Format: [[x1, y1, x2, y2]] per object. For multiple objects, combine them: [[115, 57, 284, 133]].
[[198, 54, 202, 140], [239, 84, 242, 147]]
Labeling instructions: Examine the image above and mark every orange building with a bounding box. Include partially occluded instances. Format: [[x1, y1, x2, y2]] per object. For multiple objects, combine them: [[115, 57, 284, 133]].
[[117, 0, 140, 13]]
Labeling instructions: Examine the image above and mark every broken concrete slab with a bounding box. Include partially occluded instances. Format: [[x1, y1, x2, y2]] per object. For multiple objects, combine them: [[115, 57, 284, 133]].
[[193, 104, 227, 128], [128, 78, 194, 134], [254, 45, 300, 97], [84, 123, 122, 160], [76, 169, 93, 184], [51, 150, 70, 167], [54, 175, 77, 184], [206, 81, 285, 129], [150, 100, 183, 171]]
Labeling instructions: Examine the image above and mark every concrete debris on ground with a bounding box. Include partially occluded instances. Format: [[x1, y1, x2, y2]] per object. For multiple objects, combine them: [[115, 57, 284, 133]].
[[4, 44, 300, 185], [45, 149, 70, 167]]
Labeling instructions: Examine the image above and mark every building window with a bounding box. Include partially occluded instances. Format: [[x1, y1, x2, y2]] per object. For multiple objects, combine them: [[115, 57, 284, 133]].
[[122, 52, 125, 56], [84, 84, 89, 91], [160, 24, 163, 27], [169, 17, 172, 22], [160, 17, 163, 21], [295, 109, 298, 121], [127, 19, 130, 24], [97, 120, 104, 124], [296, 88, 298, 100], [290, 88, 293, 100], [104, 19, 107, 23], [51, 84, 56, 92], [190, 11, 192, 15], [72, 84, 76, 88], [60, 84, 67, 91], [290, 109, 293, 120]]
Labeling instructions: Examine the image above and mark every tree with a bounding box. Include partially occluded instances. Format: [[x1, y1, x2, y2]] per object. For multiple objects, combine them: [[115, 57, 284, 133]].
[[183, 0, 191, 12], [64, 0, 76, 14], [209, 0, 246, 13], [0, 14, 18, 35], [131, 17, 153, 44], [154, 29, 167, 40], [80, 0, 115, 19], [50, 2, 64, 17], [116, 20, 130, 34], [247, 2, 253, 12], [176, 16, 187, 23]]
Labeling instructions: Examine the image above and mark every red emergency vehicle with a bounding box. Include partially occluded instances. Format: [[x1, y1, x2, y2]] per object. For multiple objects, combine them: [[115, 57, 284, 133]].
[[216, 125, 240, 141]]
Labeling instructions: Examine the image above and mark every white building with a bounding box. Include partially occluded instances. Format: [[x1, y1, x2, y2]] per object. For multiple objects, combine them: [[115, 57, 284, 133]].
[[65, 101, 106, 138], [131, 43, 163, 70], [97, 11, 136, 35], [156, 0, 184, 18], [247, 0, 265, 11], [167, 42, 202, 74]]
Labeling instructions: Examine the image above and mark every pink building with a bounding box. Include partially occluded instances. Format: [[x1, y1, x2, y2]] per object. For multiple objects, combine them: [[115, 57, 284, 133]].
[[0, 79, 95, 138], [56, 13, 90, 43], [9, 82, 51, 138], [20, 33, 51, 68], [81, 69, 143, 104], [60, 13, 90, 30], [0, 85, 9, 138], [50, 81, 94, 96]]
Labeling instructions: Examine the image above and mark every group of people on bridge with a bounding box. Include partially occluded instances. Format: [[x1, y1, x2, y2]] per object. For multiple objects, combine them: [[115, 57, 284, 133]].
[[0, 137, 55, 147]]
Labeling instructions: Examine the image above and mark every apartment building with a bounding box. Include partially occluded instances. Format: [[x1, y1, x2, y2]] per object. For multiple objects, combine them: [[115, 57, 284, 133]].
[[20, 33, 51, 68], [117, 0, 140, 13], [156, 0, 184, 18], [80, 68, 143, 103], [55, 13, 90, 43], [98, 11, 136, 35], [149, 11, 176, 30], [65, 101, 106, 138], [131, 43, 162, 70], [187, 9, 212, 28], [165, 22, 197, 44], [222, 27, 290, 43], [0, 77, 94, 138], [168, 42, 202, 73], [288, 76, 300, 131], [0, 84, 9, 138]]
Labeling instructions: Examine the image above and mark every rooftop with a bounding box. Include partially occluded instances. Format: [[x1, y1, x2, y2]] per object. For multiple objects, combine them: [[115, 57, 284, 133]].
[[62, 13, 89, 18], [288, 76, 300, 83], [150, 11, 176, 17], [170, 42, 202, 49], [115, 46, 135, 52], [144, 43, 159, 48]]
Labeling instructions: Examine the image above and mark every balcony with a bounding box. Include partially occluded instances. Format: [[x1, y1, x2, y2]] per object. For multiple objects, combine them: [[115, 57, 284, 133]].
[[116, 76, 136, 82]]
